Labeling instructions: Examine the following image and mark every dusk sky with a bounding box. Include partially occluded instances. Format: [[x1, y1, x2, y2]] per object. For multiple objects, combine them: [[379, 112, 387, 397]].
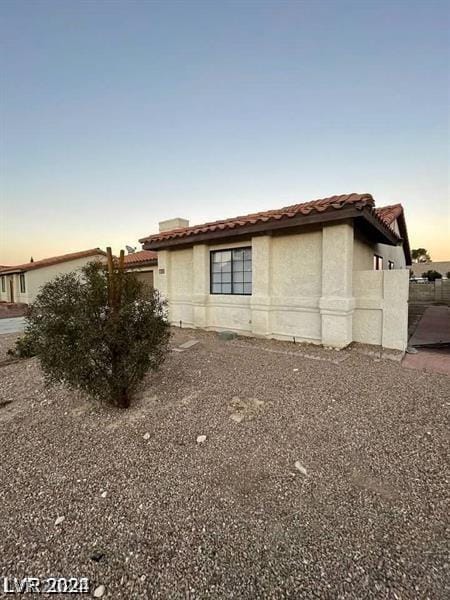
[[1, 0, 448, 264]]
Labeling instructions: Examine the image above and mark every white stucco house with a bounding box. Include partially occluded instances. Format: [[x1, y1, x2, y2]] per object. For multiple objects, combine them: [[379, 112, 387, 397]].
[[140, 193, 411, 351], [0, 248, 107, 305]]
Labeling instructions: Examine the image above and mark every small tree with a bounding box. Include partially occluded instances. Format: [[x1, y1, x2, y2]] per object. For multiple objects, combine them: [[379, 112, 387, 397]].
[[13, 251, 170, 407], [422, 270, 442, 282], [411, 248, 431, 263]]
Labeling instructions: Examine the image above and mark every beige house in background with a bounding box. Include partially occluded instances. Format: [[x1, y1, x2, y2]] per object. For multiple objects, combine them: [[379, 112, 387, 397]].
[[0, 248, 107, 305], [140, 193, 411, 351]]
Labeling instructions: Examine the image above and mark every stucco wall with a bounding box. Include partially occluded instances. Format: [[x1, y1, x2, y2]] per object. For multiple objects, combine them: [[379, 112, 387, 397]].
[[353, 270, 409, 350], [158, 232, 324, 342], [167, 247, 195, 327], [354, 221, 407, 271], [270, 231, 322, 342], [374, 241, 407, 269], [353, 235, 374, 271], [158, 222, 409, 351]]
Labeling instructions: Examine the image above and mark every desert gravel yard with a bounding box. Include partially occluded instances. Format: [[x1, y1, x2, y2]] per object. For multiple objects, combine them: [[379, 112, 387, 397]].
[[0, 329, 448, 599]]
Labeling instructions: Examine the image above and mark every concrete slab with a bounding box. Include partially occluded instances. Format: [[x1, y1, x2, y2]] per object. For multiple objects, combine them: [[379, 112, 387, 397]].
[[178, 339, 199, 349], [218, 331, 237, 341], [409, 306, 450, 347], [402, 348, 450, 376], [0, 317, 25, 335]]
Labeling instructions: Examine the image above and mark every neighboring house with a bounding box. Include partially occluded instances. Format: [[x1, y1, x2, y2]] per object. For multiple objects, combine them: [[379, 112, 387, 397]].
[[123, 250, 158, 288], [410, 261, 450, 278], [139, 193, 411, 351], [0, 248, 107, 305]]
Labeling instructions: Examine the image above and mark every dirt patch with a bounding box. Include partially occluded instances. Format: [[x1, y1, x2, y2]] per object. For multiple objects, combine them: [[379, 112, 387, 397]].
[[228, 396, 265, 423]]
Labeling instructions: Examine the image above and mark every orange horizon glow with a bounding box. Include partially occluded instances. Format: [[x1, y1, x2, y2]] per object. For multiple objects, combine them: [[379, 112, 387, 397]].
[[1, 214, 448, 266]]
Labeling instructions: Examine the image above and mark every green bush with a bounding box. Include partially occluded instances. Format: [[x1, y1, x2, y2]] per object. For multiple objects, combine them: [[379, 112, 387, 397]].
[[8, 334, 37, 358], [422, 270, 442, 282], [19, 260, 170, 407]]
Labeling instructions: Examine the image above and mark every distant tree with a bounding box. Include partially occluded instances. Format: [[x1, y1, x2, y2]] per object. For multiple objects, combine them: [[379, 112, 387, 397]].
[[411, 248, 431, 263], [422, 270, 442, 282], [9, 252, 170, 407], [446, 271, 450, 279]]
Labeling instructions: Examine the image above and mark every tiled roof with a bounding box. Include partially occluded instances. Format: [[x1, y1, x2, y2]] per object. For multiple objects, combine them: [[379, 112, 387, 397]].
[[123, 250, 157, 266], [375, 202, 411, 265], [140, 193, 376, 245], [375, 204, 403, 226], [0, 248, 106, 274]]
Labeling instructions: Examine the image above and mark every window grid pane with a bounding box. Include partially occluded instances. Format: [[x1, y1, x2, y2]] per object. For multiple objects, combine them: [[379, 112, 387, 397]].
[[210, 248, 252, 295]]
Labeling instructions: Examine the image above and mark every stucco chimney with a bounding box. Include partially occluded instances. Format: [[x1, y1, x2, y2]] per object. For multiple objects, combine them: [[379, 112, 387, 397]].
[[159, 218, 189, 232]]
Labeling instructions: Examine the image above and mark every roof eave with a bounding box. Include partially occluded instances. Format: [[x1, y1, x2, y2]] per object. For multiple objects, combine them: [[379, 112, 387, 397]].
[[396, 211, 412, 266], [124, 259, 158, 268], [142, 206, 399, 251], [0, 250, 106, 275], [0, 268, 25, 275]]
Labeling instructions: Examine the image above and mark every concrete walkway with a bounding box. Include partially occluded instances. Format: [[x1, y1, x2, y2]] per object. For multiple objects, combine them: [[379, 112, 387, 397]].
[[403, 348, 450, 376], [409, 305, 450, 347], [0, 317, 25, 335], [403, 305, 450, 376]]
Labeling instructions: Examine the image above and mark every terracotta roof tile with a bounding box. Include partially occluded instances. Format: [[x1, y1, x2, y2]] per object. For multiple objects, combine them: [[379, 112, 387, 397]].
[[123, 250, 157, 266], [0, 248, 106, 274], [375, 204, 403, 226], [375, 203, 411, 265], [140, 193, 375, 245]]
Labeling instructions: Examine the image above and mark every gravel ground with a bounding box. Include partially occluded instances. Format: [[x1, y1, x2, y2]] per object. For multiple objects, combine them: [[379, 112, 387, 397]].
[[0, 329, 448, 599]]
